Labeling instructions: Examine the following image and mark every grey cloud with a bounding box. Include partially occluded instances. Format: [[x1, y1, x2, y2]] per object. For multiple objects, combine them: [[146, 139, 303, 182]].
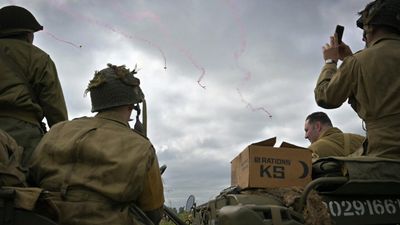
[[3, 0, 373, 208]]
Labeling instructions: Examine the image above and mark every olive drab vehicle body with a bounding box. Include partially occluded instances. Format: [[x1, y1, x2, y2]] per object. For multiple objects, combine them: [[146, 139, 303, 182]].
[[2, 156, 400, 225], [181, 157, 400, 225]]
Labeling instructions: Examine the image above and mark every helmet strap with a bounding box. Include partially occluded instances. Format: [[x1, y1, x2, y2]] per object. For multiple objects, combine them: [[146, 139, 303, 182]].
[[133, 101, 147, 137], [142, 99, 147, 137], [133, 104, 143, 134]]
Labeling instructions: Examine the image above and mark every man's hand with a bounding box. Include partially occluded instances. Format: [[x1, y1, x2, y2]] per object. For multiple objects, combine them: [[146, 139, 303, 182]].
[[338, 42, 353, 60], [322, 33, 353, 62]]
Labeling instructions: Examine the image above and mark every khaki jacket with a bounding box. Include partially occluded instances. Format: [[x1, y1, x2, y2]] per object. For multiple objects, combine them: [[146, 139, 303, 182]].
[[308, 127, 365, 158], [0, 129, 26, 187], [315, 33, 400, 159], [0, 38, 68, 127], [29, 111, 164, 225], [0, 129, 59, 222]]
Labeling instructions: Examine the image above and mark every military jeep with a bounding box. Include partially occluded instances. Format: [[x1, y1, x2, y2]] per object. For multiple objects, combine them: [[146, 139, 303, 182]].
[[178, 157, 400, 225]]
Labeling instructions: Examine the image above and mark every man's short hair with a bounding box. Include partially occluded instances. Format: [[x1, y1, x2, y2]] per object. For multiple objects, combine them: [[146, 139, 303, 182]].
[[306, 112, 333, 127]]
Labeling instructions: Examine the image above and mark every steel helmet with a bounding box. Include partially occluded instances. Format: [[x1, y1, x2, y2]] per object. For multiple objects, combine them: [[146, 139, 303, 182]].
[[356, 0, 400, 32], [85, 63, 145, 112], [0, 5, 43, 37]]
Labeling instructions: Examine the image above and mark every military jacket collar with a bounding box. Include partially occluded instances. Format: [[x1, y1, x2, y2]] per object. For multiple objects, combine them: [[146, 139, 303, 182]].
[[95, 111, 130, 128], [369, 33, 400, 47], [319, 127, 342, 139]]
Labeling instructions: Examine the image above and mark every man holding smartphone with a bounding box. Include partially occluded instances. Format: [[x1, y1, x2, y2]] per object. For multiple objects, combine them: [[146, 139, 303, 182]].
[[314, 0, 400, 159]]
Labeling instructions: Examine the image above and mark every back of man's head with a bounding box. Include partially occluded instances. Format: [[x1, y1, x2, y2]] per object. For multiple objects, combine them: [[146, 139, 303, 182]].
[[306, 112, 333, 127]]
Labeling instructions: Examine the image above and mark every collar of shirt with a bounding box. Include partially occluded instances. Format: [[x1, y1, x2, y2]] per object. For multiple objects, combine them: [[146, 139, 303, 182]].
[[319, 127, 343, 139], [95, 111, 130, 128], [369, 33, 400, 47]]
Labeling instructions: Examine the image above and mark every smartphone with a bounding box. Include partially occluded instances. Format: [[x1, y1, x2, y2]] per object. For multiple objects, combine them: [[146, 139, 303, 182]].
[[335, 25, 344, 44]]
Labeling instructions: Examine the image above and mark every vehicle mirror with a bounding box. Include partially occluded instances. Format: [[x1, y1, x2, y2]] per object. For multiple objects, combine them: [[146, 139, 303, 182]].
[[185, 195, 195, 212]]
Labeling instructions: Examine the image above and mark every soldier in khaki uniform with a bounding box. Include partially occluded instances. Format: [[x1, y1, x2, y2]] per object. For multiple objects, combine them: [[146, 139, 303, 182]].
[[0, 5, 68, 166], [29, 64, 165, 225], [314, 0, 400, 159], [304, 112, 365, 159]]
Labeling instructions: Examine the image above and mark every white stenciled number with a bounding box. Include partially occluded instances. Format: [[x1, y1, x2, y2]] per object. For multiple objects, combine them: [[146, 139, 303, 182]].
[[365, 200, 374, 215], [373, 200, 385, 215], [329, 201, 342, 217], [384, 199, 397, 215], [352, 200, 365, 216], [342, 201, 355, 216]]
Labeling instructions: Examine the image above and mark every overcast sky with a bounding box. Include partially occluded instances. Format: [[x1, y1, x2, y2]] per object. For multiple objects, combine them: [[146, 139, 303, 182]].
[[3, 0, 371, 208]]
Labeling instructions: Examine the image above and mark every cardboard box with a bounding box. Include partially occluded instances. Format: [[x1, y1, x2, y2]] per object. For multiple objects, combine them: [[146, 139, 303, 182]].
[[231, 137, 312, 189]]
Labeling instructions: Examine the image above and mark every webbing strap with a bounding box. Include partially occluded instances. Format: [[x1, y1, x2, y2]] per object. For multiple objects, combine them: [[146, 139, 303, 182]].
[[343, 133, 351, 154]]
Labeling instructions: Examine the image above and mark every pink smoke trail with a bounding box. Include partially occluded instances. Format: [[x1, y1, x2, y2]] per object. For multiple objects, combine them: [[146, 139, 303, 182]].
[[225, 0, 251, 83], [236, 88, 272, 118], [225, 0, 272, 118], [48, 0, 167, 71], [43, 30, 82, 49], [112, 2, 206, 89]]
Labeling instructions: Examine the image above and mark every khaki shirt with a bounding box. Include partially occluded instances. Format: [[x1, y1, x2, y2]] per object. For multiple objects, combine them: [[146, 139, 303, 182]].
[[0, 38, 68, 127], [29, 111, 164, 225], [315, 33, 400, 159], [308, 127, 364, 158]]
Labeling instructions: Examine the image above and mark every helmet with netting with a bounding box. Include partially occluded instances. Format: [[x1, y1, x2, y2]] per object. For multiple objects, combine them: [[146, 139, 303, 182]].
[[0, 5, 43, 37], [85, 64, 145, 112], [357, 0, 400, 32]]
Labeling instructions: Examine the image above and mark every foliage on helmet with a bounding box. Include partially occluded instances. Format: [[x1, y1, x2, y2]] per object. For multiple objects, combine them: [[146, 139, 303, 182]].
[[86, 64, 139, 91], [85, 63, 145, 112]]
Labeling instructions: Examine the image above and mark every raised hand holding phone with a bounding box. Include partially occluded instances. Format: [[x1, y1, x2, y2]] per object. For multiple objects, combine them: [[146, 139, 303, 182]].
[[323, 24, 352, 62], [335, 25, 344, 44]]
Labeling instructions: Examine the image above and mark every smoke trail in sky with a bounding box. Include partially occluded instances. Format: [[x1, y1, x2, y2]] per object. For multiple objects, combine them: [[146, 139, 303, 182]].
[[112, 2, 206, 88], [225, 0, 272, 118], [47, 0, 167, 71], [225, 0, 251, 83], [43, 30, 82, 49], [3, 1, 81, 49], [236, 88, 272, 118]]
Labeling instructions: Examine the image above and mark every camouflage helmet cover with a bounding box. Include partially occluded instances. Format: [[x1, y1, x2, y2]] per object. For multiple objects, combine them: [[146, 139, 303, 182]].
[[85, 64, 145, 112], [357, 0, 400, 31], [0, 5, 43, 37]]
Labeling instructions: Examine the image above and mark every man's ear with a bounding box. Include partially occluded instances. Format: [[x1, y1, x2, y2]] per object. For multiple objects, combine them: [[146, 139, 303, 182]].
[[315, 121, 322, 131], [26, 32, 34, 44], [127, 104, 134, 111]]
